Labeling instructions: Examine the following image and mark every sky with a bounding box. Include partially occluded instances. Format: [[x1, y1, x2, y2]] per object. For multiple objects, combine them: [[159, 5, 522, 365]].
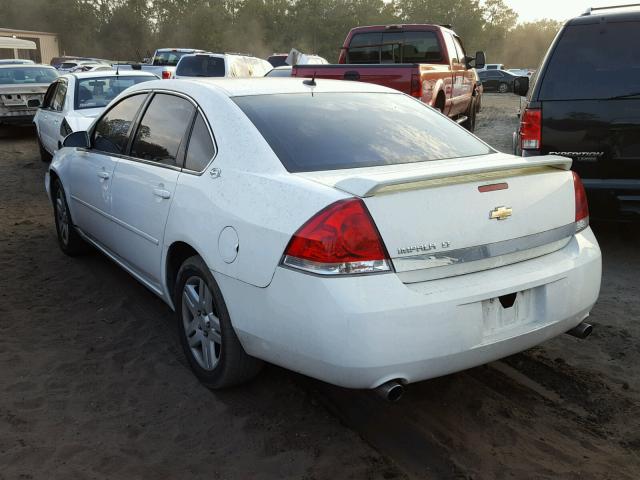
[[502, 0, 640, 22]]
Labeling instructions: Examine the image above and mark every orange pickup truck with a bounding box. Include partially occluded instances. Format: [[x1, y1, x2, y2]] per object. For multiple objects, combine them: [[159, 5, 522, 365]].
[[292, 24, 485, 131]]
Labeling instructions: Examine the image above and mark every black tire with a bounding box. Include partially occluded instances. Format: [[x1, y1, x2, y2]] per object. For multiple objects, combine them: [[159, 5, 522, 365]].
[[462, 96, 476, 132], [434, 93, 445, 113], [52, 179, 86, 256], [38, 135, 52, 162], [175, 255, 263, 389], [498, 82, 509, 94]]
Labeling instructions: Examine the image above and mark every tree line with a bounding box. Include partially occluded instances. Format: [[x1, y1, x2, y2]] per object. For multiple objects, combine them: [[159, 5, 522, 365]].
[[1, 0, 562, 69]]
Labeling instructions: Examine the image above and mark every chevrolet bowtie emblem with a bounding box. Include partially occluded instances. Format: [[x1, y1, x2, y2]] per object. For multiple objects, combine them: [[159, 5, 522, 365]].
[[489, 206, 512, 220]]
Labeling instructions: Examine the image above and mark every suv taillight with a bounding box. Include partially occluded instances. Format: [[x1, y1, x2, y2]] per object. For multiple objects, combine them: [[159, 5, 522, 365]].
[[520, 108, 541, 150], [573, 172, 589, 232], [282, 198, 391, 275], [410, 74, 422, 98], [161, 70, 171, 79]]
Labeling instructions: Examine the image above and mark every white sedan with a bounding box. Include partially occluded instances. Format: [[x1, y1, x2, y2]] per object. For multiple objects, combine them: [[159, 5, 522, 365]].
[[33, 70, 157, 161], [46, 78, 601, 398]]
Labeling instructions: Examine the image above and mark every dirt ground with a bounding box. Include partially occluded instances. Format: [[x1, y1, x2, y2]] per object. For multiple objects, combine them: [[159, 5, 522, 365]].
[[1, 94, 639, 480]]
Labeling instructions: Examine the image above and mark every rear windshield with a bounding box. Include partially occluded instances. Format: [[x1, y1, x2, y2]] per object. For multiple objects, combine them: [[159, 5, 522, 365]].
[[347, 31, 442, 64], [0, 67, 58, 85], [153, 51, 189, 66], [176, 56, 225, 77], [268, 55, 288, 67], [75, 76, 154, 109], [539, 22, 640, 100], [233, 92, 492, 172]]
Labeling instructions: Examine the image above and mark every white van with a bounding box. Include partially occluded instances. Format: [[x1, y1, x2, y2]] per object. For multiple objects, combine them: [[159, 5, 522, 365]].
[[174, 53, 272, 79]]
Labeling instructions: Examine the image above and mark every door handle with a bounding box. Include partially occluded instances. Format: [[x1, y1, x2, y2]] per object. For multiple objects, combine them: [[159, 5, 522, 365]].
[[97, 171, 110, 179], [153, 188, 171, 199]]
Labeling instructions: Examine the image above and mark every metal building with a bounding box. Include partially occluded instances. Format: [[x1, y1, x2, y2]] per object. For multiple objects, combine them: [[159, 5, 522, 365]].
[[0, 27, 60, 64]]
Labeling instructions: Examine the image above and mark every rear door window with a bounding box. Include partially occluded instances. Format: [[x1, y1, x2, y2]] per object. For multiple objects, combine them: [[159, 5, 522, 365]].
[[184, 113, 215, 171], [51, 80, 67, 111], [130, 93, 195, 167], [92, 93, 147, 155], [234, 92, 492, 172], [539, 21, 640, 100]]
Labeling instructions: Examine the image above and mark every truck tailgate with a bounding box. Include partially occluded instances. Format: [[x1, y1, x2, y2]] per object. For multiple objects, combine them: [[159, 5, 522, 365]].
[[292, 64, 416, 95]]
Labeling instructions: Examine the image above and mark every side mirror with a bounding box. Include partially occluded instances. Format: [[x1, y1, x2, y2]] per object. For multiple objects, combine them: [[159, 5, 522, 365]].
[[466, 52, 486, 69], [63, 131, 90, 149], [513, 76, 530, 97]]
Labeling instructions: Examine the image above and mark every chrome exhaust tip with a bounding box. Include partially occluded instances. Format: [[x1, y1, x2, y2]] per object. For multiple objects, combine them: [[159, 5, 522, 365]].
[[375, 380, 404, 402], [566, 322, 593, 339]]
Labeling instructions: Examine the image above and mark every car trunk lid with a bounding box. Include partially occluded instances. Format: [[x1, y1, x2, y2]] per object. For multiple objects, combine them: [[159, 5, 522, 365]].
[[297, 153, 577, 282]]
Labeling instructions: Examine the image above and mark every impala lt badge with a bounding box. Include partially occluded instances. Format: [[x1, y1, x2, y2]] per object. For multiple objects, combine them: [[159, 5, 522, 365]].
[[489, 206, 512, 221]]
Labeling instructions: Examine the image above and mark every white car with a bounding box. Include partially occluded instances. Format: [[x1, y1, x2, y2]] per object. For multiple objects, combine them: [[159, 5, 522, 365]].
[[46, 78, 601, 398], [33, 70, 157, 161], [174, 53, 272, 79]]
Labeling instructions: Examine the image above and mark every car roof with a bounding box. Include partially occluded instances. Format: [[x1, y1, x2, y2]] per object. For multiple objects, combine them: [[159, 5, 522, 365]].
[[156, 48, 205, 53], [0, 63, 55, 69], [129, 77, 399, 98], [69, 70, 157, 79], [568, 8, 640, 25]]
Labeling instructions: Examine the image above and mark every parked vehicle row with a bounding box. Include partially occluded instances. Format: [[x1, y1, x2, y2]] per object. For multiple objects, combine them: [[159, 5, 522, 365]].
[[478, 69, 526, 93]]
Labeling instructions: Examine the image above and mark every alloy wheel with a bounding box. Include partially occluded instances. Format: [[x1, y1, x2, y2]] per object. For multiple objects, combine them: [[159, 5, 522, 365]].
[[55, 189, 69, 246], [181, 276, 222, 371]]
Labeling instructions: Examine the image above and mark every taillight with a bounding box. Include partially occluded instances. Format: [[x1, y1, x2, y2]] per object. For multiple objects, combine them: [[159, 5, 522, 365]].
[[161, 70, 171, 79], [410, 74, 422, 98], [338, 48, 347, 64], [520, 108, 541, 150], [573, 172, 589, 232], [282, 198, 391, 275]]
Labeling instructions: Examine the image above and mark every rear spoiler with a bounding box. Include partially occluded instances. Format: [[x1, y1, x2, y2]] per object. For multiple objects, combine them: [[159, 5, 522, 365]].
[[299, 154, 572, 198]]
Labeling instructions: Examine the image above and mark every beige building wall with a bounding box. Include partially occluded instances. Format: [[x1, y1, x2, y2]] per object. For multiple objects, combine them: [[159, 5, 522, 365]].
[[0, 28, 60, 64]]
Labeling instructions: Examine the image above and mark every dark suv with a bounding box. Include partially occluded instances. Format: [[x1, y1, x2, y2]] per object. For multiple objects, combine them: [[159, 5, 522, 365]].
[[514, 5, 640, 221]]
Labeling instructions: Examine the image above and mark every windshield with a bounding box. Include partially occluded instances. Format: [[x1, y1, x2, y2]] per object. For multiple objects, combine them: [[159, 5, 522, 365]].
[[0, 67, 58, 85], [75, 76, 154, 109], [539, 22, 640, 100], [176, 56, 225, 77], [234, 92, 493, 172], [153, 51, 189, 66]]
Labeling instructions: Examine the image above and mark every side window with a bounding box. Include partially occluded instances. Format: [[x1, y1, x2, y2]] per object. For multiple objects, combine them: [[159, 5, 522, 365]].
[[443, 33, 458, 64], [184, 113, 215, 171], [347, 32, 382, 63], [92, 93, 147, 155], [51, 80, 67, 111], [453, 37, 466, 64], [42, 81, 58, 109], [130, 93, 195, 167]]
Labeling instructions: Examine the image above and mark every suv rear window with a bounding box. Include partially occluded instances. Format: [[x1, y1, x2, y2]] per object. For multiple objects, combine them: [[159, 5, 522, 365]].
[[176, 56, 225, 77], [234, 92, 492, 172], [153, 51, 189, 67], [347, 31, 442, 64], [539, 22, 640, 100]]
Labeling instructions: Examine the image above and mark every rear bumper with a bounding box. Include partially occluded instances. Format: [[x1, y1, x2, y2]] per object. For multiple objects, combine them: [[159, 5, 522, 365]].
[[0, 109, 37, 125], [582, 179, 640, 221], [216, 228, 602, 389]]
